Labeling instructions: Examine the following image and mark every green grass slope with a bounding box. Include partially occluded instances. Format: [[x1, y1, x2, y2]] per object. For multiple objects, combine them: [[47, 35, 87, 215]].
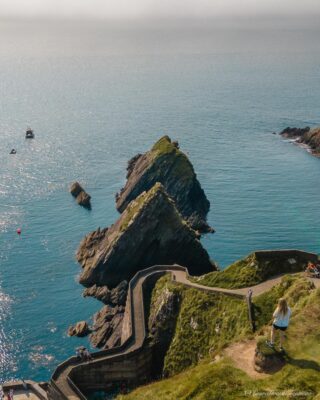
[[117, 274, 320, 400], [194, 251, 314, 289]]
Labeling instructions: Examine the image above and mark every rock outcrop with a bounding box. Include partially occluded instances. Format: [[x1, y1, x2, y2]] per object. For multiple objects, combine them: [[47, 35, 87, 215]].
[[81, 281, 128, 349], [83, 280, 128, 306], [280, 126, 320, 156], [90, 305, 124, 349], [148, 286, 181, 377], [77, 183, 216, 288], [280, 126, 310, 139], [67, 321, 91, 337], [70, 182, 91, 208], [115, 136, 213, 233]]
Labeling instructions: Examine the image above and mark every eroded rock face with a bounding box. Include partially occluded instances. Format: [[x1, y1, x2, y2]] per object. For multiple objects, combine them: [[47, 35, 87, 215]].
[[68, 321, 91, 337], [70, 181, 91, 209], [147, 285, 181, 377], [90, 305, 124, 349], [148, 288, 180, 343], [115, 136, 213, 233], [77, 183, 216, 288], [83, 280, 128, 306], [77, 227, 108, 266]]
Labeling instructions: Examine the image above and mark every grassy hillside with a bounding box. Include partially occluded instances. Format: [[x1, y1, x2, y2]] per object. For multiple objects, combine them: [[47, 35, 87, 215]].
[[194, 251, 314, 289], [146, 275, 251, 377], [117, 359, 320, 400], [117, 274, 320, 400]]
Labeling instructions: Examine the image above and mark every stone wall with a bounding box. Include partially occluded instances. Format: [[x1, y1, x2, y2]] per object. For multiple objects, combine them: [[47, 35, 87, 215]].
[[254, 249, 318, 264], [69, 347, 153, 393]]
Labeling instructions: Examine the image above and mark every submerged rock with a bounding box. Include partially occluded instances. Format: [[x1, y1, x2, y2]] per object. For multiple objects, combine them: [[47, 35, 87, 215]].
[[70, 181, 91, 209], [67, 321, 91, 337], [77, 183, 216, 288], [115, 136, 213, 233]]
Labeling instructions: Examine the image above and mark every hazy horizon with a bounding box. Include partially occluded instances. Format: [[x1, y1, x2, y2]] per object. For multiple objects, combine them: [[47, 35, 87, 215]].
[[0, 0, 320, 20]]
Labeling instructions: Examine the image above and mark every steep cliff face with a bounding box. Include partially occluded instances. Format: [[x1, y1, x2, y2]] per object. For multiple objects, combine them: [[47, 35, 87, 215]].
[[77, 183, 215, 288], [148, 279, 181, 377], [90, 305, 124, 349], [115, 136, 213, 233], [280, 126, 320, 155]]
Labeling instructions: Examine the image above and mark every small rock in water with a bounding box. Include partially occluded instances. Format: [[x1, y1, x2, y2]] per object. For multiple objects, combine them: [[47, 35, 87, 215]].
[[76, 191, 91, 208], [68, 321, 91, 337], [70, 181, 91, 209], [70, 182, 84, 197]]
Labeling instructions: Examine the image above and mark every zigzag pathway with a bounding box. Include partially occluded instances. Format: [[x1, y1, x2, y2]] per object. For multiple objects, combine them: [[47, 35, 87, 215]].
[[50, 265, 320, 399]]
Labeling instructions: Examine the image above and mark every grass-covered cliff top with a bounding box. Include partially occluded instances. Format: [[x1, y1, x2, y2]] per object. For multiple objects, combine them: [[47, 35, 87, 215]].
[[193, 251, 316, 289], [150, 136, 195, 182], [149, 275, 251, 377], [118, 273, 320, 400], [119, 182, 166, 233]]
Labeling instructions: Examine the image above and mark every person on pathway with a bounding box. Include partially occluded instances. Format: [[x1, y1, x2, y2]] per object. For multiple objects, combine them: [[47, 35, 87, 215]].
[[266, 297, 291, 352], [83, 348, 93, 361], [306, 262, 320, 278]]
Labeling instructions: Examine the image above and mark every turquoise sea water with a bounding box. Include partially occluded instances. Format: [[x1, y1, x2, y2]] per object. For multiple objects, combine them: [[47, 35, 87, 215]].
[[0, 20, 320, 383]]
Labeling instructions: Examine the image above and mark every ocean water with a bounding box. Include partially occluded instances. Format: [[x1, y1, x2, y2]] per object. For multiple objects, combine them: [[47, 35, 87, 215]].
[[0, 19, 320, 383]]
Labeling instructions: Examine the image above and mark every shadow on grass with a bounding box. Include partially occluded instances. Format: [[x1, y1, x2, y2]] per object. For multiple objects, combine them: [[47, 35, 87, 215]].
[[285, 356, 320, 372]]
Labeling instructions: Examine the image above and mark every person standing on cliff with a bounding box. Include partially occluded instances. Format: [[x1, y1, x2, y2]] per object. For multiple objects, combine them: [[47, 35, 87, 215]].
[[266, 297, 291, 352]]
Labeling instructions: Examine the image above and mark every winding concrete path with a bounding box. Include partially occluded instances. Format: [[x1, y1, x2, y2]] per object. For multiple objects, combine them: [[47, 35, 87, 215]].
[[49, 265, 320, 400]]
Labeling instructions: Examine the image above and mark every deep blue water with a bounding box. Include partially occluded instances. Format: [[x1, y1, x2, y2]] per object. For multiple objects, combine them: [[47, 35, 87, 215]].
[[0, 20, 320, 383]]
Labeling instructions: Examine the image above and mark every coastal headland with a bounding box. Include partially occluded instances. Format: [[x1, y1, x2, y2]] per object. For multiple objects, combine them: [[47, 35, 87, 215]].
[[3, 136, 320, 400], [280, 126, 320, 156]]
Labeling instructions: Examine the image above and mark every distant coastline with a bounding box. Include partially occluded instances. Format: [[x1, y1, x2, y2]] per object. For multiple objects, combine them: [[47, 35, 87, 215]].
[[279, 126, 320, 157]]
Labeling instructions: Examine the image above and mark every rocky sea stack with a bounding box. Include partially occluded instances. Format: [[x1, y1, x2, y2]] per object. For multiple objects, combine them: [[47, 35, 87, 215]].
[[280, 126, 320, 156], [73, 136, 215, 349], [77, 182, 215, 288], [115, 136, 213, 233]]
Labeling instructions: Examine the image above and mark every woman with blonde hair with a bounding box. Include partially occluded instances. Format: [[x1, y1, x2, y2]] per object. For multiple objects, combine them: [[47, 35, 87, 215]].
[[266, 297, 291, 351]]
